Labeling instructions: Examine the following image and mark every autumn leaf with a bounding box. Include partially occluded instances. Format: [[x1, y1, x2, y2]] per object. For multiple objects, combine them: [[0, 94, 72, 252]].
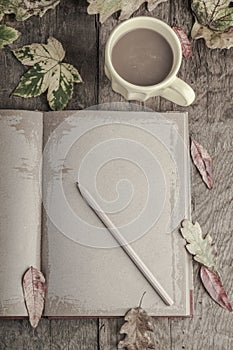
[[22, 266, 46, 328], [172, 26, 192, 58], [192, 0, 233, 32], [0, 0, 60, 21], [180, 220, 217, 270], [118, 307, 155, 350], [0, 24, 20, 49], [191, 138, 213, 189], [200, 265, 232, 311], [13, 37, 82, 110], [191, 0, 233, 49], [87, 0, 168, 23], [180, 220, 232, 311], [191, 21, 233, 49]]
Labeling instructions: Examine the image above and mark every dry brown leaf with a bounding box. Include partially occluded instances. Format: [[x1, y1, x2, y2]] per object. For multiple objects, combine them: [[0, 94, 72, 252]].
[[191, 138, 213, 189], [200, 265, 232, 311], [118, 307, 155, 349], [22, 266, 46, 328], [172, 26, 193, 58]]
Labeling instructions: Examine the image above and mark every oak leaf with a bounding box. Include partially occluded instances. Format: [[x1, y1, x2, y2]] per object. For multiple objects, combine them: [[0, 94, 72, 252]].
[[191, 0, 233, 49], [180, 220, 217, 271], [118, 307, 155, 350], [22, 266, 46, 328], [87, 0, 168, 23], [180, 220, 232, 311], [0, 0, 60, 21], [13, 37, 82, 110]]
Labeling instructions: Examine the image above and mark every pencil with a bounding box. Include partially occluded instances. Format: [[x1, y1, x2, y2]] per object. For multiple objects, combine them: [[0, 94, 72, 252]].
[[76, 182, 174, 306]]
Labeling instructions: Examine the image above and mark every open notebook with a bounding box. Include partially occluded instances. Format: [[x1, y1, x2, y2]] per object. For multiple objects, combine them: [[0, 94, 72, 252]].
[[0, 109, 193, 317]]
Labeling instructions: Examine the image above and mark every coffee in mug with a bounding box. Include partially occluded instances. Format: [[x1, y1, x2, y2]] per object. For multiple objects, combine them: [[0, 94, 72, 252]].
[[112, 28, 173, 86], [105, 17, 195, 106]]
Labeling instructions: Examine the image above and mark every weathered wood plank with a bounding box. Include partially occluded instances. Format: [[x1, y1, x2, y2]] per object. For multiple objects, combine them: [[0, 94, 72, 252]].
[[50, 319, 98, 350], [169, 1, 233, 349], [0, 319, 51, 350], [206, 49, 233, 123], [97, 16, 126, 104], [99, 318, 124, 350]]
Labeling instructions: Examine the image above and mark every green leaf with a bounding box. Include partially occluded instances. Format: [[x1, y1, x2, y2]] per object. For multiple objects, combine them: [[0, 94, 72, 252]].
[[13, 37, 65, 65], [191, 0, 233, 49], [0, 0, 60, 21], [13, 37, 82, 110], [180, 220, 217, 271], [64, 63, 83, 83], [0, 24, 19, 48], [192, 0, 233, 32], [47, 64, 74, 111], [14, 63, 52, 97], [87, 0, 168, 23]]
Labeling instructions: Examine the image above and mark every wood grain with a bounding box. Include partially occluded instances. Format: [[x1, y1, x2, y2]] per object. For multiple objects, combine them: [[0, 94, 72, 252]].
[[0, 0, 233, 349], [50, 319, 98, 350], [0, 319, 51, 349]]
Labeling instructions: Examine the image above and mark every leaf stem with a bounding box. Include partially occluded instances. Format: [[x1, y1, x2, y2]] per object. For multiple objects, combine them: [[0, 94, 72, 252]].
[[138, 291, 146, 308]]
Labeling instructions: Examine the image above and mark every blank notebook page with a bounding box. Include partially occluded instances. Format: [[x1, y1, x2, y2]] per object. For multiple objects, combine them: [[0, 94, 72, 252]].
[[42, 110, 192, 317]]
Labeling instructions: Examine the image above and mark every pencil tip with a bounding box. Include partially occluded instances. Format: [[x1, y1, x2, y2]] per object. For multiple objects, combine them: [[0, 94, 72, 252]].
[[76, 182, 85, 199], [76, 181, 81, 194]]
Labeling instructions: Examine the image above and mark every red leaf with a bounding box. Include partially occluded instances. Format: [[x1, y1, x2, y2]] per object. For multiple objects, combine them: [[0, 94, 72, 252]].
[[200, 265, 232, 312], [22, 266, 46, 328], [191, 139, 213, 189], [172, 26, 192, 58]]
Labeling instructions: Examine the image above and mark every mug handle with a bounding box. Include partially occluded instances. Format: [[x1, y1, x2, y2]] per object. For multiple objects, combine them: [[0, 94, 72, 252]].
[[160, 77, 195, 107]]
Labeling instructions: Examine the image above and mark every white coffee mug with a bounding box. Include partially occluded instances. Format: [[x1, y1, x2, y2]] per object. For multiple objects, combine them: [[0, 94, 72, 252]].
[[105, 17, 195, 106]]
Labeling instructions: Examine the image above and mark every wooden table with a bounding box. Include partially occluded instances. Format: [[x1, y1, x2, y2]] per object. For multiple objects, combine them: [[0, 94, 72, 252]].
[[0, 0, 232, 349]]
